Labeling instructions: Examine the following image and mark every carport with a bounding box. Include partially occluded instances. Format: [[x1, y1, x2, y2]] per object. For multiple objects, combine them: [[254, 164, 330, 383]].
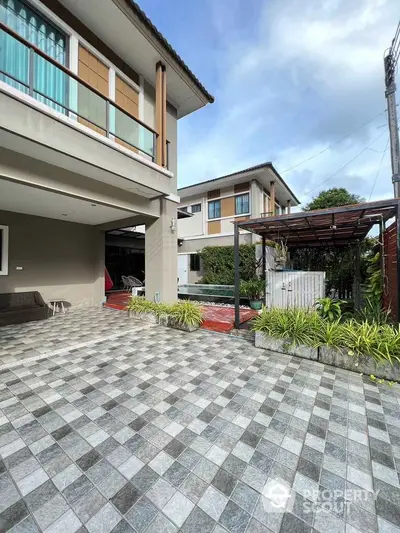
[[233, 198, 400, 327]]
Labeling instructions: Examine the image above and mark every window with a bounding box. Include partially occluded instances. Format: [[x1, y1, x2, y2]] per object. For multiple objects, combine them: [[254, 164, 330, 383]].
[[191, 203, 201, 213], [235, 193, 249, 215], [180, 206, 188, 213], [0, 0, 68, 112], [190, 254, 201, 272], [0, 225, 9, 276], [208, 200, 221, 219]]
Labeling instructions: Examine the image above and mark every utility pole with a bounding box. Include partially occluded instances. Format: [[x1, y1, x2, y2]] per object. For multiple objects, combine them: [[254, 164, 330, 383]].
[[384, 21, 400, 197]]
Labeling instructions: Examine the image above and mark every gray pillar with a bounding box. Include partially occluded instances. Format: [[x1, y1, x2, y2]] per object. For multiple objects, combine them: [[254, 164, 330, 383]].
[[234, 223, 240, 329], [397, 204, 400, 322], [145, 199, 178, 303], [354, 242, 361, 311], [94, 229, 106, 305], [262, 235, 266, 281]]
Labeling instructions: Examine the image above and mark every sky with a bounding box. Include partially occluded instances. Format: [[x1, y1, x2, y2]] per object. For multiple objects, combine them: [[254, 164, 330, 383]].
[[139, 0, 399, 208]]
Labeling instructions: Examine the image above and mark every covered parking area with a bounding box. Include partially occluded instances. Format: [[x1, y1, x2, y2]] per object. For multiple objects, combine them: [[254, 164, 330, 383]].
[[233, 198, 400, 327]]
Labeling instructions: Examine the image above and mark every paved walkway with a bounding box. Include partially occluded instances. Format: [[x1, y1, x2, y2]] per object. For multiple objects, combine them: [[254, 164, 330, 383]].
[[0, 308, 399, 533]]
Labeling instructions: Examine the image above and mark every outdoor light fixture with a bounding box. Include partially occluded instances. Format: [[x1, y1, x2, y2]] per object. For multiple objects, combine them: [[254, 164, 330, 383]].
[[170, 217, 176, 234]]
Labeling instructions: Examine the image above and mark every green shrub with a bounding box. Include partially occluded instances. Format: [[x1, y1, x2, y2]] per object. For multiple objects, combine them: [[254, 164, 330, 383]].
[[126, 296, 155, 313], [357, 297, 390, 325], [317, 319, 345, 347], [126, 297, 203, 328], [240, 278, 265, 300], [315, 297, 343, 321], [169, 300, 203, 327], [200, 244, 258, 285], [252, 307, 400, 365], [252, 307, 322, 347]]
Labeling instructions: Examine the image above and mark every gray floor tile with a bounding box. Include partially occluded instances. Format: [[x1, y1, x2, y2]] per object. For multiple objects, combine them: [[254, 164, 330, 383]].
[[111, 483, 141, 515], [0, 309, 399, 533], [231, 481, 259, 513], [219, 500, 250, 533], [181, 506, 215, 533], [125, 497, 158, 532], [86, 503, 121, 533]]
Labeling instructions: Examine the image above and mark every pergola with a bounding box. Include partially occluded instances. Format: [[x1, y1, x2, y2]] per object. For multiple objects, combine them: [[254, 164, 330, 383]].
[[233, 198, 400, 327]]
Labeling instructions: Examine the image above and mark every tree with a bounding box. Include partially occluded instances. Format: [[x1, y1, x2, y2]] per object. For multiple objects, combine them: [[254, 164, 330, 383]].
[[304, 188, 364, 211], [292, 188, 372, 299]]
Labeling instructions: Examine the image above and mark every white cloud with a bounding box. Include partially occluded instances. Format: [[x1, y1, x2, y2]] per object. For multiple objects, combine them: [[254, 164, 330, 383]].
[[178, 0, 398, 207]]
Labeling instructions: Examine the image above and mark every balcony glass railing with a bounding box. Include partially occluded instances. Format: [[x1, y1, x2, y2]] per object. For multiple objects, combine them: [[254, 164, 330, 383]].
[[0, 23, 157, 161]]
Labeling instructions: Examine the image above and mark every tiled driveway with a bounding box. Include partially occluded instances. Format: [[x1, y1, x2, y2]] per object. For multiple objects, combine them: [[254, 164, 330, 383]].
[[0, 309, 399, 533]]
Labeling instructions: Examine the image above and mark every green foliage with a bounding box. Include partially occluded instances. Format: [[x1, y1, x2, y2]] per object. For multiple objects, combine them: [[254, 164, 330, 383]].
[[317, 320, 345, 347], [304, 188, 364, 211], [315, 297, 343, 321], [169, 300, 203, 327], [126, 297, 203, 327], [126, 296, 154, 313], [357, 297, 390, 325], [240, 278, 265, 300], [200, 244, 258, 285], [365, 252, 383, 303], [252, 308, 322, 347], [292, 188, 373, 297], [252, 307, 400, 365]]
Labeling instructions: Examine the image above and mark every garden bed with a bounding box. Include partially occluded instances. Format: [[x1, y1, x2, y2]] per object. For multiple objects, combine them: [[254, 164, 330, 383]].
[[255, 331, 400, 381], [127, 297, 202, 332], [253, 307, 400, 382]]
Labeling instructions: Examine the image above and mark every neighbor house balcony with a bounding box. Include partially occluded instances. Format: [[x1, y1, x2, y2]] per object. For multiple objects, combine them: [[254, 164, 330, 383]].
[[0, 22, 173, 200]]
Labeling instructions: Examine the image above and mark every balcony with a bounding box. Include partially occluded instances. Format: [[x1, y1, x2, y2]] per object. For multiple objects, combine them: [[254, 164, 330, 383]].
[[0, 23, 173, 199]]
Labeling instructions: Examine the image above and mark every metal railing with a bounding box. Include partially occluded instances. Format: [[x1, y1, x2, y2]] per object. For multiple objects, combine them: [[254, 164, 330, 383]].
[[0, 22, 160, 162]]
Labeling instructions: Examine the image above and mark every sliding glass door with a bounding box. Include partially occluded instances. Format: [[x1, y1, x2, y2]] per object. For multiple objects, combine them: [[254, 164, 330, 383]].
[[0, 0, 67, 111]]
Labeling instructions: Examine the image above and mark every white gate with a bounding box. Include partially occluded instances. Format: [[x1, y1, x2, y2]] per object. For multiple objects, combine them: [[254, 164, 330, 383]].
[[266, 271, 325, 309], [178, 254, 188, 285]]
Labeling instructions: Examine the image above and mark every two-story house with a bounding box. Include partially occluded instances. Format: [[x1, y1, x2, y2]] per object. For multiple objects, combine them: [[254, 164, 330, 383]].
[[0, 0, 213, 307], [177, 163, 299, 283]]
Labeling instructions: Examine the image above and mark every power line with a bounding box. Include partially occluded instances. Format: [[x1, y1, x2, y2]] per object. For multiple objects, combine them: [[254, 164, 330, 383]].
[[368, 137, 390, 201], [300, 128, 388, 200], [281, 109, 387, 174]]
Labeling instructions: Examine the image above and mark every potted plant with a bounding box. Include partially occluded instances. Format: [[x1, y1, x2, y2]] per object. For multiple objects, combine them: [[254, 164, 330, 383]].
[[241, 278, 265, 310], [274, 241, 288, 270]]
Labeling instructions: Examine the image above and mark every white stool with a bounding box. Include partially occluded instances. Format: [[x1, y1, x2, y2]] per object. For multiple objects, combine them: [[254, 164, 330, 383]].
[[50, 300, 66, 316]]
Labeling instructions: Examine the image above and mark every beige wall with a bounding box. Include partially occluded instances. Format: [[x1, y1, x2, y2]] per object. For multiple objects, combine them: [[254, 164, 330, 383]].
[[0, 210, 105, 307]]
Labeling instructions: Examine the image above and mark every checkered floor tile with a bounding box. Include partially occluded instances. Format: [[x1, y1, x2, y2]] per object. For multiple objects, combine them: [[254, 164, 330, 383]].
[[0, 308, 399, 533]]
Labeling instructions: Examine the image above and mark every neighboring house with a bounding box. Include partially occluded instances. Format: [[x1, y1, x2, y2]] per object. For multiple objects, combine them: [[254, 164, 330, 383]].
[[0, 0, 213, 306], [177, 163, 299, 284]]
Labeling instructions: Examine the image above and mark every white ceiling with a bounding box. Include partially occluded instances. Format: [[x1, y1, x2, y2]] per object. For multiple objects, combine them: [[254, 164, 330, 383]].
[[0, 180, 133, 225]]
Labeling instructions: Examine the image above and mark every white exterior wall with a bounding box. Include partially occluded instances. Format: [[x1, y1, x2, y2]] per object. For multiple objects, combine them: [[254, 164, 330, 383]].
[[178, 193, 206, 238]]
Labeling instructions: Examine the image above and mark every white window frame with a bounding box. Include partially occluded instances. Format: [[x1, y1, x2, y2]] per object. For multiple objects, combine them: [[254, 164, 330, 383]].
[[0, 226, 9, 276]]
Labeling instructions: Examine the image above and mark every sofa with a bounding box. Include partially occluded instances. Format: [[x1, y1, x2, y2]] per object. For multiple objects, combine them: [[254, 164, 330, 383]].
[[0, 292, 51, 326]]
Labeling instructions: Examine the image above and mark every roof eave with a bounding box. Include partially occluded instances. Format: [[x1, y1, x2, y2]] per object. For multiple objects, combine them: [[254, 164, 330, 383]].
[[128, 1, 214, 105]]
